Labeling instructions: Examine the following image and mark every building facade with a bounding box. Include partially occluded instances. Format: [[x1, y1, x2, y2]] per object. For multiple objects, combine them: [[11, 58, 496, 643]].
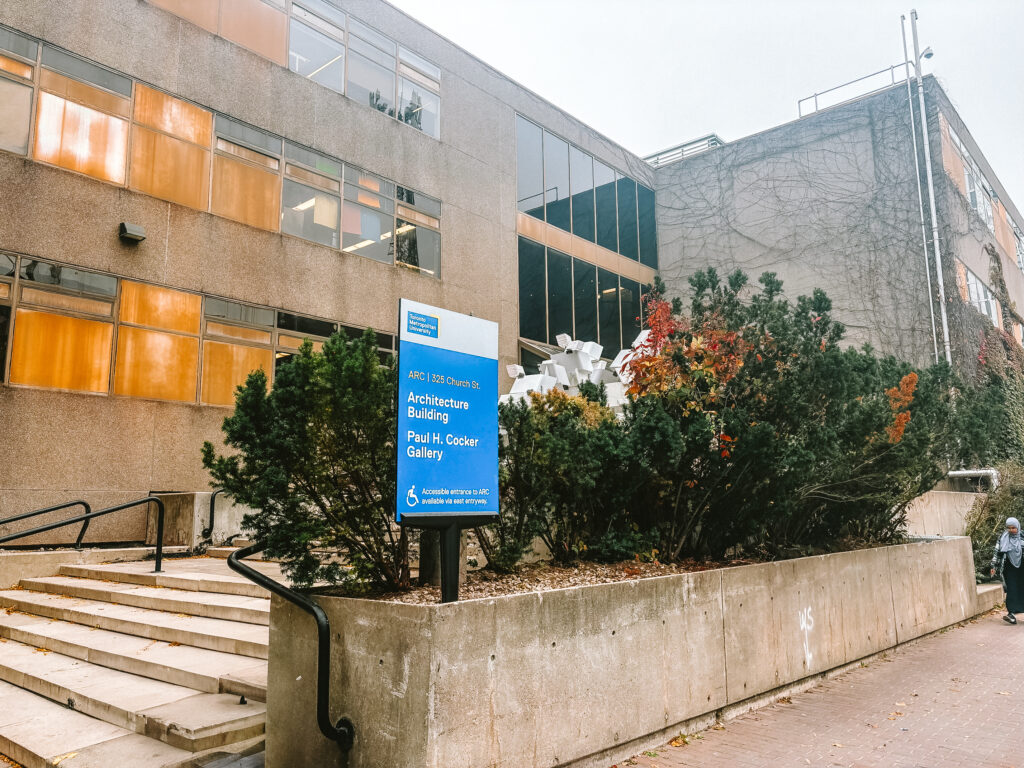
[[652, 76, 1024, 375], [0, 0, 657, 542]]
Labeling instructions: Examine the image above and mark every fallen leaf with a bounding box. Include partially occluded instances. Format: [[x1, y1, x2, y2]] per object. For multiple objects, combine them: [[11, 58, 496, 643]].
[[996, 691, 1011, 696], [52, 754, 78, 766], [895, 701, 906, 706], [832, 743, 843, 747]]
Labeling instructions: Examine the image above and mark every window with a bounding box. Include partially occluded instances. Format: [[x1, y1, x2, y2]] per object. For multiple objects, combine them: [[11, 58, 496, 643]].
[[569, 146, 595, 242], [0, 253, 12, 382], [211, 117, 282, 231], [281, 175, 341, 248], [342, 166, 395, 263], [518, 237, 547, 344], [130, 85, 213, 210], [0, 29, 35, 156], [573, 259, 597, 343], [398, 47, 440, 139], [620, 278, 641, 347], [1014, 226, 1024, 273], [516, 116, 545, 220], [395, 187, 441, 277], [616, 174, 639, 261], [546, 248, 572, 345], [598, 268, 620, 353], [288, 1, 346, 93], [594, 160, 618, 253], [201, 297, 274, 406], [347, 19, 396, 115], [638, 184, 657, 269], [543, 131, 571, 233], [965, 268, 1000, 326], [34, 53, 132, 185], [519, 347, 545, 376]]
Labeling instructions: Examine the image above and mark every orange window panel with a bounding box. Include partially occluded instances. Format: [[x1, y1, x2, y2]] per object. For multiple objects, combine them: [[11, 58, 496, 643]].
[[219, 0, 288, 66], [130, 125, 211, 211], [206, 321, 272, 344], [278, 334, 323, 352], [201, 340, 272, 406], [20, 286, 113, 316], [39, 69, 132, 119], [133, 84, 212, 146], [0, 54, 32, 80], [120, 281, 202, 335], [211, 154, 281, 231], [33, 92, 129, 185], [114, 326, 199, 402], [9, 308, 112, 393], [396, 205, 439, 229], [0, 284, 9, 300], [146, 0, 220, 32], [216, 139, 279, 170]]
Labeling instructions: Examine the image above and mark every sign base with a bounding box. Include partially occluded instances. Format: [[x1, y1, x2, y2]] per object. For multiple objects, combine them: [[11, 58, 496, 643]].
[[401, 515, 494, 603]]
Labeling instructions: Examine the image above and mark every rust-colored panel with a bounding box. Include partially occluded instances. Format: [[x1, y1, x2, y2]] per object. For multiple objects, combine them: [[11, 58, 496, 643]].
[[129, 125, 211, 210], [33, 92, 128, 184], [119, 281, 202, 335], [216, 139, 278, 169], [219, 0, 287, 66], [955, 260, 969, 302], [20, 287, 113, 316], [201, 340, 272, 406], [211, 154, 281, 231], [0, 284, 9, 300], [9, 308, 112, 393], [133, 84, 212, 146], [516, 212, 545, 244], [39, 69, 131, 118], [278, 334, 323, 351], [396, 205, 439, 230], [0, 54, 32, 80], [287, 165, 340, 193], [146, 0, 220, 33], [206, 320, 272, 344], [114, 326, 199, 402]]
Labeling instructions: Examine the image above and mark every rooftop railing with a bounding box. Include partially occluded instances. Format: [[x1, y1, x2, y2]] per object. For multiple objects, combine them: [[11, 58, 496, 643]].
[[797, 61, 913, 118]]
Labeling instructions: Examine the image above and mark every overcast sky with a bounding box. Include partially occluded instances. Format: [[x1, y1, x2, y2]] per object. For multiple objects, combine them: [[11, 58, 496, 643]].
[[386, 0, 1024, 208]]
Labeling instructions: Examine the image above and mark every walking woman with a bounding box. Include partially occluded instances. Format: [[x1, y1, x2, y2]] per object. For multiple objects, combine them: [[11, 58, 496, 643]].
[[991, 516, 1024, 625]]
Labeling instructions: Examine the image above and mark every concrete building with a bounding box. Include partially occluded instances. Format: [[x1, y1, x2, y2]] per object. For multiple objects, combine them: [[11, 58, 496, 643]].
[[651, 75, 1024, 375], [0, 0, 657, 543]]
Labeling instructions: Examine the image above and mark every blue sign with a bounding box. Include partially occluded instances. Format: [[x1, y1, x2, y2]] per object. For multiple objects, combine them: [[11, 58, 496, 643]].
[[396, 299, 499, 522]]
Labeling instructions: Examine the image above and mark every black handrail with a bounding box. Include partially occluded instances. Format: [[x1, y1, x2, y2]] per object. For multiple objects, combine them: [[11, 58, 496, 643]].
[[0, 497, 166, 572], [227, 542, 355, 753], [0, 500, 92, 549], [201, 488, 224, 542]]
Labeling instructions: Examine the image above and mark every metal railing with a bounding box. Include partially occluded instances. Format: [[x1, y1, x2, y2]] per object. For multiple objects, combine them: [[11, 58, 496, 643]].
[[227, 541, 355, 754], [644, 134, 725, 168], [0, 497, 167, 571], [201, 488, 225, 543], [797, 61, 912, 117]]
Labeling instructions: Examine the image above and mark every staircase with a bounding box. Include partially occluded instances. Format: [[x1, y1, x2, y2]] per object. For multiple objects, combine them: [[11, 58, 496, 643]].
[[0, 558, 274, 767]]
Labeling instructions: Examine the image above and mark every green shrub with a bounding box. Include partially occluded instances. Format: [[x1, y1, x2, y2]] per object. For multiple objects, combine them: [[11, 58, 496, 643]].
[[964, 462, 1024, 581]]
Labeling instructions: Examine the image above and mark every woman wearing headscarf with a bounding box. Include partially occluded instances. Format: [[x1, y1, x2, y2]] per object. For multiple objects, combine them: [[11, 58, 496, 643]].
[[990, 517, 1023, 625]]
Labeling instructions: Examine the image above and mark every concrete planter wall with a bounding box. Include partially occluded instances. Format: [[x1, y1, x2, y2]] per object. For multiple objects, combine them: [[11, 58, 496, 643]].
[[266, 537, 980, 768]]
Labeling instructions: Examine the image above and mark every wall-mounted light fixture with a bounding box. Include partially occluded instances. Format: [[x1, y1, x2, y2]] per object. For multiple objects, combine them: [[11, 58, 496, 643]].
[[118, 222, 146, 243]]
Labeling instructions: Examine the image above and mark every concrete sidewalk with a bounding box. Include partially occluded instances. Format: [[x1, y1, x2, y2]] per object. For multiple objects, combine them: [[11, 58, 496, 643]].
[[616, 609, 1023, 768]]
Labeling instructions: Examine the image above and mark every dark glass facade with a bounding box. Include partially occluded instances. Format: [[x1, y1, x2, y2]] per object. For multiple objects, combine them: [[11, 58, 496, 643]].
[[517, 237, 547, 344]]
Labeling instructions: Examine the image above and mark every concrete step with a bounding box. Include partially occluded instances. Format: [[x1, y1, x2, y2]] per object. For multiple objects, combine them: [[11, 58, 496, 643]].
[[0, 590, 268, 659], [0, 611, 266, 700], [0, 637, 265, 752], [20, 577, 270, 626], [59, 563, 269, 599], [0, 677, 190, 768]]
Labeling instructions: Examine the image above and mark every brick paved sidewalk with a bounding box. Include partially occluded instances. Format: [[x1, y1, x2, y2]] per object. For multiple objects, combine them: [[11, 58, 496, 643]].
[[615, 610, 1024, 768]]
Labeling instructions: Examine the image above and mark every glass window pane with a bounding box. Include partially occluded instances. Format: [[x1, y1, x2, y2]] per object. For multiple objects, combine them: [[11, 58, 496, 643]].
[[281, 178, 340, 247], [207, 320, 273, 344], [344, 182, 394, 213], [616, 175, 638, 261], [114, 326, 199, 402], [9, 308, 112, 393], [0, 305, 10, 382], [214, 115, 281, 156], [0, 254, 15, 277], [288, 18, 344, 93], [395, 219, 440, 277], [20, 286, 111, 316], [594, 160, 617, 252], [0, 28, 38, 62], [573, 259, 597, 343], [292, 0, 346, 29], [516, 116, 544, 219], [130, 125, 211, 210], [598, 269, 620, 354], [0, 77, 32, 155], [517, 237, 546, 343], [348, 50, 395, 115], [20, 259, 117, 296], [119, 281, 202, 335], [285, 141, 341, 177], [349, 18, 396, 54], [201, 340, 273, 406], [33, 92, 128, 184], [637, 184, 657, 269], [569, 146, 595, 242], [546, 248, 572, 345], [133, 84, 212, 146], [218, 0, 288, 66], [396, 187, 441, 217], [620, 277, 641, 348], [342, 201, 394, 263], [543, 132, 571, 233], [211, 154, 282, 231], [398, 78, 439, 138], [398, 46, 440, 80], [343, 165, 394, 196], [41, 45, 132, 97], [520, 347, 544, 376], [276, 312, 335, 337], [205, 297, 275, 327]]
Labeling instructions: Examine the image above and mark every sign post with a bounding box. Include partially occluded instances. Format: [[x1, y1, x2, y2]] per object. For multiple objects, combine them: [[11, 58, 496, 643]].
[[396, 299, 498, 602]]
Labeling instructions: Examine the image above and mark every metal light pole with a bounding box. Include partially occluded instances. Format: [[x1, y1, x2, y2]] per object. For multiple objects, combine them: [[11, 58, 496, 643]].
[[911, 9, 952, 365], [902, 14, 939, 364]]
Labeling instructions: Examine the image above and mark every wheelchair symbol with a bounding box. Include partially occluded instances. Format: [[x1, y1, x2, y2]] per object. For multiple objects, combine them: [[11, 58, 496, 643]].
[[406, 486, 419, 507]]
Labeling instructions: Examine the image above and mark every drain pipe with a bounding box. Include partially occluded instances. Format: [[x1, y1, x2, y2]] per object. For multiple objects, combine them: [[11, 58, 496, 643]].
[[947, 468, 999, 491]]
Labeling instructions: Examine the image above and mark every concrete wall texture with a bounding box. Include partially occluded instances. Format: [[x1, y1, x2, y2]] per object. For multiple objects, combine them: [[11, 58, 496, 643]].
[[265, 536, 980, 768], [904, 490, 981, 537]]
